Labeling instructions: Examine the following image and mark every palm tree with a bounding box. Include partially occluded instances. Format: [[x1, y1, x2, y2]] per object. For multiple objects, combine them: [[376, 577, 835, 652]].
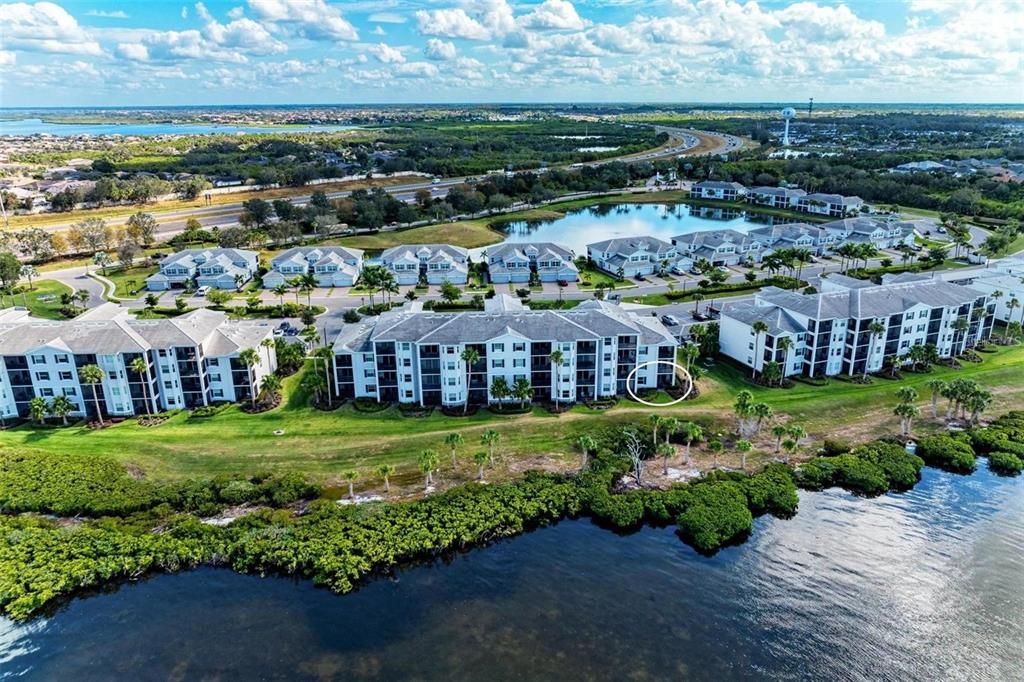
[[272, 284, 288, 306], [260, 337, 276, 368], [951, 317, 969, 351], [658, 441, 675, 476], [418, 449, 439, 489], [302, 370, 327, 406], [512, 377, 533, 408], [649, 414, 663, 445], [894, 402, 920, 437], [460, 346, 480, 414], [19, 264, 38, 290], [736, 439, 753, 471], [238, 348, 261, 408], [300, 325, 320, 349], [864, 321, 886, 379], [895, 386, 918, 404], [48, 395, 74, 426], [751, 321, 768, 380], [662, 417, 680, 446], [75, 288, 91, 310], [342, 470, 359, 501], [781, 438, 797, 464], [28, 396, 48, 425], [549, 349, 564, 410], [692, 291, 705, 314], [1007, 296, 1021, 325], [481, 429, 500, 465], [376, 464, 395, 493], [260, 373, 282, 400], [130, 357, 152, 415], [708, 439, 724, 468], [682, 421, 703, 465], [444, 432, 464, 467], [926, 379, 946, 418], [772, 424, 788, 454], [776, 336, 794, 382], [786, 424, 807, 450], [473, 450, 489, 481], [576, 434, 596, 470], [79, 363, 106, 425], [490, 376, 510, 407]]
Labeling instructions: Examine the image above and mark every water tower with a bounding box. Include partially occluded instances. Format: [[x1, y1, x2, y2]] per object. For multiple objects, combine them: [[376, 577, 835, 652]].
[[781, 107, 796, 146]]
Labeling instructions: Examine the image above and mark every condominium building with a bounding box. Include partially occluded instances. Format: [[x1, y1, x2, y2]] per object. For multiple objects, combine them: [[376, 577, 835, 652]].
[[331, 295, 678, 407], [746, 186, 807, 209], [263, 246, 365, 288], [719, 274, 994, 379], [146, 248, 259, 291], [586, 236, 678, 278], [485, 242, 578, 283], [0, 304, 276, 420], [671, 229, 764, 269], [379, 244, 469, 285], [795, 192, 864, 217], [690, 181, 747, 201]]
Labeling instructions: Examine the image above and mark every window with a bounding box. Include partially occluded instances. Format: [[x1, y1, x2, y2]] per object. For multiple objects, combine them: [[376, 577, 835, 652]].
[[403, 374, 412, 382], [447, 378, 457, 386], [604, 337, 612, 345], [404, 390, 413, 399], [59, 371, 72, 381], [603, 368, 611, 376], [62, 387, 76, 396], [31, 355, 46, 365], [40, 388, 54, 397], [445, 346, 456, 354], [363, 353, 374, 362], [366, 385, 377, 393], [208, 358, 219, 366], [55, 354, 69, 364], [401, 342, 411, 351], [363, 369, 376, 378], [35, 372, 50, 381], [210, 374, 221, 383], [513, 343, 526, 352], [491, 343, 504, 352], [603, 353, 612, 362], [161, 366, 170, 374], [164, 381, 174, 389], [158, 349, 168, 357], [446, 362, 456, 370], [638, 376, 647, 386], [491, 359, 505, 368], [513, 358, 526, 368], [402, 358, 411, 367], [562, 389, 571, 398], [108, 372, 117, 381], [561, 343, 571, 351], [212, 389, 224, 398], [447, 393, 458, 402]]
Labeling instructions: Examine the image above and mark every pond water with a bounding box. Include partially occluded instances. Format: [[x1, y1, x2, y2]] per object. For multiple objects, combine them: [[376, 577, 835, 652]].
[[0, 118, 354, 137], [494, 203, 800, 256], [2, 466, 1021, 680]]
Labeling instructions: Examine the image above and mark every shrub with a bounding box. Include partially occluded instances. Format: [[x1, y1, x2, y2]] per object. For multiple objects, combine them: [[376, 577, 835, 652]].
[[675, 480, 753, 553], [915, 435, 976, 474], [796, 454, 888, 496], [988, 451, 1023, 477], [853, 441, 924, 491], [819, 439, 851, 457], [588, 489, 646, 529], [740, 463, 799, 517]]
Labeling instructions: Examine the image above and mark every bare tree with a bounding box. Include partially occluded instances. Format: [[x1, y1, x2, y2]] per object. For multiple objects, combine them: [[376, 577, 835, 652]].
[[622, 429, 646, 485]]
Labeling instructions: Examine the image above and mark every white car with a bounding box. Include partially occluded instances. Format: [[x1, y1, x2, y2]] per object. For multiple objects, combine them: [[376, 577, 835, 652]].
[[195, 286, 210, 297]]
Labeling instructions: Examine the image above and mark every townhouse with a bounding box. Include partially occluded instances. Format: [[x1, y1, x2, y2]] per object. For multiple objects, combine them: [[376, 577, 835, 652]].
[[0, 304, 276, 421], [586, 237, 678, 278], [821, 215, 918, 250], [747, 223, 834, 255], [746, 186, 807, 209], [718, 274, 994, 379], [263, 246, 365, 288], [331, 295, 678, 407], [690, 180, 747, 201], [796, 192, 864, 217], [379, 244, 469, 285], [485, 242, 578, 283], [671, 229, 764, 269], [146, 248, 259, 291]]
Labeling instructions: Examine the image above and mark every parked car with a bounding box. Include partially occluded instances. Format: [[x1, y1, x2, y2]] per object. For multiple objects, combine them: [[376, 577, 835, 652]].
[[195, 286, 210, 297], [556, 279, 569, 287], [937, 226, 947, 233], [661, 314, 682, 327]]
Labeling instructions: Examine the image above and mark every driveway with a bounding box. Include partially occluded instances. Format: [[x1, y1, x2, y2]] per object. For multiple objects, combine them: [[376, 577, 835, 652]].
[[44, 265, 106, 308]]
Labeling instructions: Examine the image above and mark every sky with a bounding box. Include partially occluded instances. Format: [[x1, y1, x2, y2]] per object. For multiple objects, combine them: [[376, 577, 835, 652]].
[[0, 0, 1022, 107]]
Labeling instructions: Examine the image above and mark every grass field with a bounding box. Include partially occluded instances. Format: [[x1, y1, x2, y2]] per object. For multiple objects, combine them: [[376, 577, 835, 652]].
[[332, 221, 506, 250], [2, 344, 1021, 486], [1, 279, 74, 320], [101, 264, 159, 299]]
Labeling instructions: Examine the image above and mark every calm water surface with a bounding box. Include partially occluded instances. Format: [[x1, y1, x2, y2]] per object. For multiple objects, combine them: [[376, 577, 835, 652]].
[[0, 118, 354, 137], [1, 466, 1021, 681], [494, 203, 800, 256]]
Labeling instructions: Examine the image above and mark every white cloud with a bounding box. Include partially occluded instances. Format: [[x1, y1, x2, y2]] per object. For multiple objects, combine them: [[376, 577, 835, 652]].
[[424, 38, 457, 61], [587, 24, 643, 53], [2, 1, 104, 56], [415, 8, 490, 40], [368, 12, 405, 24], [369, 42, 405, 63], [247, 0, 358, 41], [394, 61, 440, 78], [0, 51, 16, 66], [84, 9, 129, 19], [372, 25, 386, 36], [519, 0, 585, 31], [116, 42, 149, 61]]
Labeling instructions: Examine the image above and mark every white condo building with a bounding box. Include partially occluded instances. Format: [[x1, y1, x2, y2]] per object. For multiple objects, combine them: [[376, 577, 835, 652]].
[[0, 304, 276, 421], [331, 296, 678, 407], [718, 274, 994, 379]]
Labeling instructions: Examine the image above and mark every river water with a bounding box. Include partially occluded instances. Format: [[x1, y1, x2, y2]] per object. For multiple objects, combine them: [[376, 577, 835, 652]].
[[1, 466, 1021, 681]]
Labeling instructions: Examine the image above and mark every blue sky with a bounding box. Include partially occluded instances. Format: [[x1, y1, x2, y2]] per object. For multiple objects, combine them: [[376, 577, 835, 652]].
[[1, 0, 1021, 106]]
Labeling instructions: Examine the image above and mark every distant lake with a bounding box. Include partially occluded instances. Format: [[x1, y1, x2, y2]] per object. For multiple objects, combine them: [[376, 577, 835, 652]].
[[0, 118, 355, 137], [487, 202, 803, 256], [1, 466, 1020, 680]]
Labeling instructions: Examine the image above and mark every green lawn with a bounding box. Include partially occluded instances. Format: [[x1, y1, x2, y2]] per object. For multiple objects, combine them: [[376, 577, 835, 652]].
[[1, 279, 74, 320], [101, 264, 159, 299], [2, 345, 1022, 484], [578, 265, 631, 290], [623, 288, 752, 306]]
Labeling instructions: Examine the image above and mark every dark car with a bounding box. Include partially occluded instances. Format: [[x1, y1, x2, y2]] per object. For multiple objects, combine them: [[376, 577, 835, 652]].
[[557, 279, 569, 287]]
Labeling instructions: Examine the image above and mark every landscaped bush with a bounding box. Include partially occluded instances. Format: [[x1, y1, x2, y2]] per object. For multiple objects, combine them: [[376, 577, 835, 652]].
[[353, 397, 390, 412], [675, 481, 753, 554], [915, 435, 977, 474], [987, 451, 1023, 476]]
